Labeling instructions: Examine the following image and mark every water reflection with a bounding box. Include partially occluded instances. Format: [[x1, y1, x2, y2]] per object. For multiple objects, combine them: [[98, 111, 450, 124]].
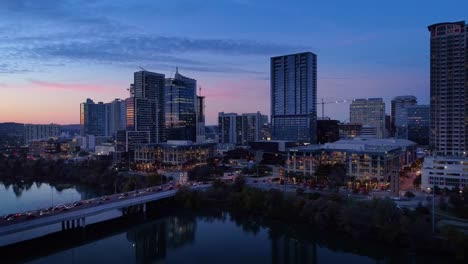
[[0, 181, 102, 216], [127, 215, 196, 263]]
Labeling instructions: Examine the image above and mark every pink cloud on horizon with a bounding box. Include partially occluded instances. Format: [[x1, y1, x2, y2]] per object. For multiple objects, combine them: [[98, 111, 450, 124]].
[[28, 79, 114, 93]]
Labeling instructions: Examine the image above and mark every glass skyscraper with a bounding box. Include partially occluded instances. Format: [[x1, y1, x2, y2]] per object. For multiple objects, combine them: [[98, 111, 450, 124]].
[[127, 70, 166, 143], [165, 69, 197, 142], [270, 52, 317, 143]]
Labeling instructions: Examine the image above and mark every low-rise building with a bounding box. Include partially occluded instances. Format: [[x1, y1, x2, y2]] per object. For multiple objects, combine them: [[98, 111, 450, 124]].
[[133, 141, 216, 172], [422, 156, 468, 190], [286, 138, 417, 181]]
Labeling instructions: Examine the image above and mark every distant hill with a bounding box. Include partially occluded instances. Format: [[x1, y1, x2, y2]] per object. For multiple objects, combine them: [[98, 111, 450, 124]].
[[0, 122, 24, 136]]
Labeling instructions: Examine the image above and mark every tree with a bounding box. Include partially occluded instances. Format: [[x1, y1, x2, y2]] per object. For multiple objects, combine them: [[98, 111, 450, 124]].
[[413, 175, 421, 188]]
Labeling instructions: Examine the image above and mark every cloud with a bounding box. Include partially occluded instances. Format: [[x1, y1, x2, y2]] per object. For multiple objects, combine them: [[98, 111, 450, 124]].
[[28, 79, 113, 93], [0, 63, 30, 74]]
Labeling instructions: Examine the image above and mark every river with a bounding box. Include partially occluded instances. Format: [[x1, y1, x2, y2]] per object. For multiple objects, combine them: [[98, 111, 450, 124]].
[[0, 182, 451, 263]]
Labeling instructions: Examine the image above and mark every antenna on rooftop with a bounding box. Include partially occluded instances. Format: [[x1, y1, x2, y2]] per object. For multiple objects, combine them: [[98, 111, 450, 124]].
[[138, 66, 147, 71]]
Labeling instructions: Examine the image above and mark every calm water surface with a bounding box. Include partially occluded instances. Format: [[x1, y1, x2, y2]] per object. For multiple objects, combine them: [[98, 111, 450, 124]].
[[22, 211, 447, 264], [0, 183, 450, 264]]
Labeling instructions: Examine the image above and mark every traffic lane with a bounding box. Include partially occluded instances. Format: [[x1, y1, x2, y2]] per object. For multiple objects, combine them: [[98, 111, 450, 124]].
[[0, 184, 178, 227]]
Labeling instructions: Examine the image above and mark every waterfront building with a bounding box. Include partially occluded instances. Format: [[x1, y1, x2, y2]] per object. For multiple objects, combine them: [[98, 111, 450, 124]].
[[286, 138, 417, 181], [350, 98, 385, 139], [24, 124, 61, 145], [428, 21, 467, 156], [133, 141, 216, 171], [422, 156, 468, 190], [271, 52, 317, 143]]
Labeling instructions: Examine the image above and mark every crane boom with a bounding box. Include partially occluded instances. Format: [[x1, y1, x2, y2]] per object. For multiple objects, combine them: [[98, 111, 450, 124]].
[[319, 98, 351, 119]]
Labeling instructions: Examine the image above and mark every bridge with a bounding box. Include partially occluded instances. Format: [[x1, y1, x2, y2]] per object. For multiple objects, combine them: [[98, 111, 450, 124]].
[[0, 184, 210, 244]]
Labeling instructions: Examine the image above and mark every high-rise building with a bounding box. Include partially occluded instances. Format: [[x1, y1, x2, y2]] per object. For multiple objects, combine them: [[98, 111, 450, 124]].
[[127, 70, 166, 143], [106, 99, 126, 137], [165, 69, 196, 142], [80, 98, 107, 137], [240, 112, 265, 144], [196, 95, 205, 143], [218, 112, 239, 145], [270, 52, 317, 143], [391, 96, 417, 139], [350, 98, 385, 139], [24, 124, 61, 145], [218, 112, 266, 145], [428, 21, 467, 156], [407, 105, 430, 146], [316, 120, 339, 144]]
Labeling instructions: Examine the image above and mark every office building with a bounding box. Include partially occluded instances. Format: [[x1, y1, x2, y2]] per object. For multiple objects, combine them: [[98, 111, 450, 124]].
[[287, 138, 417, 181], [360, 125, 378, 139], [391, 96, 417, 139], [407, 105, 430, 146], [350, 98, 385, 139], [196, 95, 206, 143], [165, 69, 197, 142], [428, 21, 467, 156], [24, 124, 61, 145], [422, 156, 468, 190], [80, 99, 107, 137], [317, 120, 339, 144], [271, 52, 317, 143]]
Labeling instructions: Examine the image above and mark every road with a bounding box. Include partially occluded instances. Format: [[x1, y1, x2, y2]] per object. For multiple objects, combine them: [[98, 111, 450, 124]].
[[0, 182, 206, 228]]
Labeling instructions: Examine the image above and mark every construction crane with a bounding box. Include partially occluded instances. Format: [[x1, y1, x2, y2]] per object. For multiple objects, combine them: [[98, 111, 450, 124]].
[[319, 98, 352, 119]]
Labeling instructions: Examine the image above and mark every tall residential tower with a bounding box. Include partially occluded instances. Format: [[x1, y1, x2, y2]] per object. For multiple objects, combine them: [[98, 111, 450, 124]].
[[270, 52, 317, 143], [428, 21, 467, 156]]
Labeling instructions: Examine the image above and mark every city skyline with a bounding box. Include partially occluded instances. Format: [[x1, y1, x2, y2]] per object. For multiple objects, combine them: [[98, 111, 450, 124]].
[[1, 0, 467, 125]]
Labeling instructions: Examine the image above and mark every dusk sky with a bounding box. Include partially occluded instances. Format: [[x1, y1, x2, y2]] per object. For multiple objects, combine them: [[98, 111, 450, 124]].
[[0, 0, 467, 125]]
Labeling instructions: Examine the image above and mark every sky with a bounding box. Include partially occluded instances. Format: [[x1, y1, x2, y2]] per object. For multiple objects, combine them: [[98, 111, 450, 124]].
[[0, 0, 467, 125]]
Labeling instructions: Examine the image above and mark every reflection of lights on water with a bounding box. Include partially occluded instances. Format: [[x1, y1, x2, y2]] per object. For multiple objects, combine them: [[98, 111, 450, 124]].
[[132, 243, 135, 247]]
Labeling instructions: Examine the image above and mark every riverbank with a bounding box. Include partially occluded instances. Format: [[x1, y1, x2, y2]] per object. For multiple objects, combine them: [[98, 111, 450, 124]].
[[174, 178, 468, 260]]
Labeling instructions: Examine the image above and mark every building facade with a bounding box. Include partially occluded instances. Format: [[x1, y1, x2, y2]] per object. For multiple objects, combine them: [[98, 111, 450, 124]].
[[130, 70, 166, 143], [287, 138, 417, 181], [80, 99, 107, 137], [165, 69, 197, 142], [422, 156, 468, 190], [218, 112, 266, 145], [196, 95, 206, 143], [271, 52, 317, 143], [24, 124, 61, 145], [350, 98, 385, 139], [428, 21, 467, 156], [391, 96, 417, 139], [106, 99, 126, 138], [133, 141, 216, 169], [406, 105, 430, 146]]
